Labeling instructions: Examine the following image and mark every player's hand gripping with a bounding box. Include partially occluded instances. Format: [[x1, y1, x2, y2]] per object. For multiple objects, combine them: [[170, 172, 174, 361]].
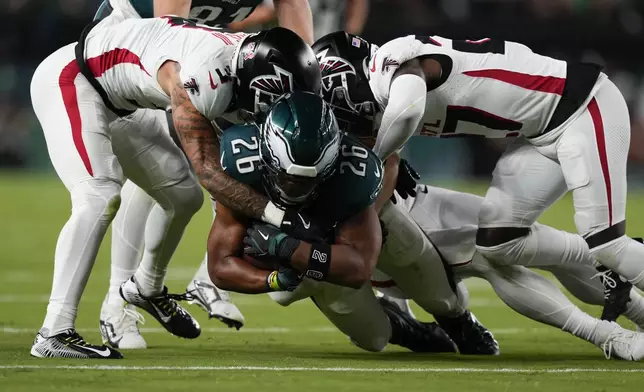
[[391, 158, 420, 203], [244, 223, 301, 260]]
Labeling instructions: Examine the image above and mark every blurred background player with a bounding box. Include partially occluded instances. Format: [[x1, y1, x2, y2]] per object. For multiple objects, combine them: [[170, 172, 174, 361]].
[[91, 0, 314, 350]]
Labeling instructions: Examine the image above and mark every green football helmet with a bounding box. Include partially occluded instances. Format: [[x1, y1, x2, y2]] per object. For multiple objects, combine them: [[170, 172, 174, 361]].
[[259, 91, 341, 207]]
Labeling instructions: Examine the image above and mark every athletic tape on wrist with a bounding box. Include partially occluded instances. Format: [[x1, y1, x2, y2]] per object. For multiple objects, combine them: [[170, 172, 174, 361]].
[[262, 201, 286, 227], [305, 243, 331, 281]]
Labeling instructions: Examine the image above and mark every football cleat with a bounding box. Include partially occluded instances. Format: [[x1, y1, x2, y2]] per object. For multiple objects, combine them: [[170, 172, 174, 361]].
[[594, 265, 632, 322], [30, 328, 122, 359], [120, 277, 201, 339], [379, 296, 457, 353], [601, 322, 644, 361], [99, 295, 147, 349], [376, 292, 416, 319], [435, 310, 500, 355], [185, 279, 245, 330]]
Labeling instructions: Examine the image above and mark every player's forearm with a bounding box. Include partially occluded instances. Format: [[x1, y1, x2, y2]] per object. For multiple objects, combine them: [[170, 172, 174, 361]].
[[290, 242, 369, 289], [274, 0, 314, 44], [209, 255, 272, 294], [170, 86, 269, 221], [373, 75, 426, 160], [344, 0, 369, 35], [154, 0, 191, 17], [228, 4, 275, 31]]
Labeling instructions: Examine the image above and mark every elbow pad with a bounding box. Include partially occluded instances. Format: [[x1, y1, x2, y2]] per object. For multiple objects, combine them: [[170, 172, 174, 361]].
[[373, 74, 427, 160]]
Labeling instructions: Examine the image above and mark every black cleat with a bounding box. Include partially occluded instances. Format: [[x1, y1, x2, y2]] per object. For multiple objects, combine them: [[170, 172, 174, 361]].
[[120, 277, 201, 339], [379, 296, 457, 353], [30, 329, 123, 359], [595, 265, 632, 322], [435, 310, 499, 355]]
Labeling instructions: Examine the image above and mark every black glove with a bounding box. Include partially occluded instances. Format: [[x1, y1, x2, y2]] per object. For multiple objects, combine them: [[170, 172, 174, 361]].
[[244, 222, 300, 260], [266, 266, 303, 292], [391, 158, 420, 204], [280, 208, 327, 242]]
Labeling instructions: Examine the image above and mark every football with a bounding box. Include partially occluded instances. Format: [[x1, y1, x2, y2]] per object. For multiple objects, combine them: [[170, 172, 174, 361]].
[[241, 253, 281, 271]]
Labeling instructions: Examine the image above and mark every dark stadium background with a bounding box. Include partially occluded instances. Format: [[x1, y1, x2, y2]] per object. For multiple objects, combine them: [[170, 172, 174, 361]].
[[2, 0, 643, 184]]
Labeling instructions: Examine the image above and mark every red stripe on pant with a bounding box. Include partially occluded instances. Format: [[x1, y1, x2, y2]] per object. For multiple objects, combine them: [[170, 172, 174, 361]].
[[588, 97, 612, 226], [59, 60, 94, 176]]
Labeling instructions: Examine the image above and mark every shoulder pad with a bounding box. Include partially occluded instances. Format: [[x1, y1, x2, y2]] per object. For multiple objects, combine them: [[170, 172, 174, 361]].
[[179, 56, 234, 120], [368, 35, 424, 109], [313, 134, 383, 223]]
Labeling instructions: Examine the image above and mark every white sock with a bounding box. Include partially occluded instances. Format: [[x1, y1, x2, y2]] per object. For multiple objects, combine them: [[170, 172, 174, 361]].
[[476, 256, 577, 329], [563, 309, 617, 346], [43, 182, 120, 335], [108, 181, 154, 304], [624, 291, 644, 330], [134, 180, 202, 297], [191, 254, 213, 283]]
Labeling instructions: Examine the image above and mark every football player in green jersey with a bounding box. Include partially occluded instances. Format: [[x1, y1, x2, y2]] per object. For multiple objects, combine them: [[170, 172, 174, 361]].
[[207, 91, 458, 353]]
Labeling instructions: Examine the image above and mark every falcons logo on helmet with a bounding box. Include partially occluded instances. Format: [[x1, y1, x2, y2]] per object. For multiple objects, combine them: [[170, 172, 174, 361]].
[[249, 65, 294, 99], [316, 48, 356, 92]]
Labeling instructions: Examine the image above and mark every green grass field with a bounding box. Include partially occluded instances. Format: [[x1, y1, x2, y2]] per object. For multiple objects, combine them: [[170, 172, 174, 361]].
[[1, 173, 644, 391]]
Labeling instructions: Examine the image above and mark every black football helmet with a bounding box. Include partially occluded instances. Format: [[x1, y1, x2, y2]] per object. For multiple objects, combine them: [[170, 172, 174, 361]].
[[312, 31, 379, 145], [232, 27, 322, 120]]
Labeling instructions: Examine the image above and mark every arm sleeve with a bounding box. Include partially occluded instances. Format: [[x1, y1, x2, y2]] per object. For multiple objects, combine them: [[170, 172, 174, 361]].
[[179, 56, 234, 120], [372, 74, 426, 160]]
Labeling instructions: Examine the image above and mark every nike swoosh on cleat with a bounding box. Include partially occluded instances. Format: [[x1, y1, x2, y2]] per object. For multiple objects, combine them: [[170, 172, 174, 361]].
[[297, 213, 310, 229], [150, 302, 172, 323], [82, 346, 113, 358]]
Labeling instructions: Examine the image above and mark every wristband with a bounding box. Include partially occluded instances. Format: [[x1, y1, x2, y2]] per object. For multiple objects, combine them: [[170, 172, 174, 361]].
[[261, 201, 286, 227], [305, 243, 331, 281], [266, 271, 282, 291]]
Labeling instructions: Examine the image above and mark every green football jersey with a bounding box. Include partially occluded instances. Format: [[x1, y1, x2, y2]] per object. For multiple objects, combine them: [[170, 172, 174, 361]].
[[94, 0, 262, 26], [221, 124, 383, 228]]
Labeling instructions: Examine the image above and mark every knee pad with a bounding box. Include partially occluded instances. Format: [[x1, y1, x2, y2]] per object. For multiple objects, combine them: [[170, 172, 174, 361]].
[[71, 179, 122, 222], [156, 177, 204, 218]]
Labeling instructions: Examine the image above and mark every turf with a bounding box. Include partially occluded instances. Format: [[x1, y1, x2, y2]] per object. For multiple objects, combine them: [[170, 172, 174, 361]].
[[1, 172, 643, 391]]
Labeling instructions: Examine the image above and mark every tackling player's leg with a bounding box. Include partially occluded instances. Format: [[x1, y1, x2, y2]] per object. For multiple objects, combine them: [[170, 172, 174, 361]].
[[30, 43, 123, 359], [108, 109, 204, 341], [551, 79, 644, 292], [377, 201, 499, 355]]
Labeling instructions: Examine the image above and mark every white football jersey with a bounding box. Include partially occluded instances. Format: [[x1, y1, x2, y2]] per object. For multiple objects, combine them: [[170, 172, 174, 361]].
[[368, 35, 601, 138], [82, 16, 248, 120]]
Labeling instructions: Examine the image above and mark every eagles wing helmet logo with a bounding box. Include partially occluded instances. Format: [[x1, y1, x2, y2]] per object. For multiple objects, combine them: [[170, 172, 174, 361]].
[[183, 77, 200, 96], [316, 48, 356, 92]]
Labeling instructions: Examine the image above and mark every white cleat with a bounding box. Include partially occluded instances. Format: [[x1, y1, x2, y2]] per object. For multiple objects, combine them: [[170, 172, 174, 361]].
[[186, 279, 245, 330], [601, 323, 644, 361], [100, 295, 147, 349]]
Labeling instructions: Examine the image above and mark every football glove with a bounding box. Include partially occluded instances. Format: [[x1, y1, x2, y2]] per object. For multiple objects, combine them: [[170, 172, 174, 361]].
[[280, 209, 327, 242], [266, 266, 303, 292], [391, 158, 420, 203], [244, 223, 300, 260]]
